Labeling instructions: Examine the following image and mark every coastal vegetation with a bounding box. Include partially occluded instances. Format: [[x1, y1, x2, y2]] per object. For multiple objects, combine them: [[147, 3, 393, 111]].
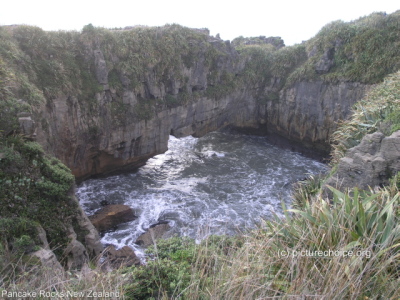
[[1, 10, 399, 299]]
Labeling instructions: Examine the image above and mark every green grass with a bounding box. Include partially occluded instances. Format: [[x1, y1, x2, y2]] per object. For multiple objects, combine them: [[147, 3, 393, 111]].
[[296, 11, 400, 84]]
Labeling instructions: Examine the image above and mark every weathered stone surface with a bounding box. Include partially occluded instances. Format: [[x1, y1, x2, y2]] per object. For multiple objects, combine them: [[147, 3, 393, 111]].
[[325, 130, 400, 191], [36, 78, 370, 180], [136, 222, 171, 247], [74, 198, 103, 257], [89, 204, 136, 232], [31, 248, 63, 272], [103, 245, 141, 268], [267, 81, 371, 152], [64, 239, 89, 270], [31, 31, 371, 180], [18, 116, 36, 136]]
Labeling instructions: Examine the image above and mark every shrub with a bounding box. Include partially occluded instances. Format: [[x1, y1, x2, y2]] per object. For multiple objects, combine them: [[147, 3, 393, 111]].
[[0, 136, 78, 258], [123, 237, 195, 299]]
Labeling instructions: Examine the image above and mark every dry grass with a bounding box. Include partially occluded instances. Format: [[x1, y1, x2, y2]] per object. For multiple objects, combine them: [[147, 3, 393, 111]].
[[183, 180, 400, 299], [0, 256, 130, 299], [1, 183, 398, 299], [330, 70, 400, 165]]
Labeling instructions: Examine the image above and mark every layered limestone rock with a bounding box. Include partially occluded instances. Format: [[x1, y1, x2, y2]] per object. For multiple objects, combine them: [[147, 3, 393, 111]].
[[325, 130, 400, 191], [34, 39, 261, 180], [33, 53, 371, 180], [11, 26, 371, 180], [266, 81, 372, 152]]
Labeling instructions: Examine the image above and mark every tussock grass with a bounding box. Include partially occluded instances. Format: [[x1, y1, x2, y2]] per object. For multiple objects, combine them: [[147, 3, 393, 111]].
[[2, 178, 398, 299], [330, 70, 400, 164], [183, 178, 400, 299], [0, 256, 129, 299]]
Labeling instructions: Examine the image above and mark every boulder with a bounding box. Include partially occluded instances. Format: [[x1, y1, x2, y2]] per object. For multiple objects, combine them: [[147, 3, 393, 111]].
[[64, 239, 89, 270], [18, 116, 36, 136], [135, 221, 171, 247], [74, 202, 103, 257], [89, 204, 136, 232], [31, 248, 63, 273], [103, 245, 141, 268], [325, 130, 400, 192]]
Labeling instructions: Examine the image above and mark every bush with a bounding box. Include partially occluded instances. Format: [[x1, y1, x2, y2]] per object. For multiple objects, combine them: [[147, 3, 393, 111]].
[[123, 237, 195, 299], [0, 136, 78, 259]]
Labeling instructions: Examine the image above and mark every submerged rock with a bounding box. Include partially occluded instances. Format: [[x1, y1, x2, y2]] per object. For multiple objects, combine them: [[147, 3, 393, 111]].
[[89, 204, 136, 232]]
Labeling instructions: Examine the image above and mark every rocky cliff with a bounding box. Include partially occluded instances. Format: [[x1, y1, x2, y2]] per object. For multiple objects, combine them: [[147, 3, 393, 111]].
[[1, 11, 400, 273], [1, 11, 399, 180], [326, 131, 400, 191], [266, 81, 371, 152]]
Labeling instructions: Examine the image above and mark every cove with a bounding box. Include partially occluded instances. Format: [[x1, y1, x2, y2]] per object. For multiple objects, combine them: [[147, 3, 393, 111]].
[[76, 131, 327, 253]]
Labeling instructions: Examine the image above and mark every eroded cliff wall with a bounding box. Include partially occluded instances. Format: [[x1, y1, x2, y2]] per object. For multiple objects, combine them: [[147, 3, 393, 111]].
[[41, 87, 260, 180], [267, 81, 371, 152], [1, 11, 399, 180]]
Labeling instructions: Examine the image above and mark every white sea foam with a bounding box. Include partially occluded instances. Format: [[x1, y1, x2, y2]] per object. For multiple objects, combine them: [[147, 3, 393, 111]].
[[76, 132, 327, 257]]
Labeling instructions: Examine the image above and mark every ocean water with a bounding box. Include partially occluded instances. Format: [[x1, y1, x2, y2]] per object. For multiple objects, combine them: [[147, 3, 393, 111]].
[[76, 131, 327, 255]]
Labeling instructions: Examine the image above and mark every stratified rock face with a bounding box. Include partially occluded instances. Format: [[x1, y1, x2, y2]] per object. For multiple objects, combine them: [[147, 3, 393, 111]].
[[36, 68, 370, 180], [267, 81, 371, 152], [37, 76, 260, 181], [325, 131, 400, 191], [89, 204, 136, 232], [24, 28, 372, 180]]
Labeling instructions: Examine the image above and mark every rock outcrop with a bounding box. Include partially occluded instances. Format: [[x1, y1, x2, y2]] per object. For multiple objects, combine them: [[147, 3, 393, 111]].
[[35, 53, 371, 180], [34, 35, 262, 180], [267, 81, 372, 152], [89, 204, 136, 232], [31, 248, 64, 273], [103, 245, 141, 268], [73, 200, 104, 258], [136, 222, 171, 247], [61, 195, 103, 269], [325, 130, 400, 191]]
